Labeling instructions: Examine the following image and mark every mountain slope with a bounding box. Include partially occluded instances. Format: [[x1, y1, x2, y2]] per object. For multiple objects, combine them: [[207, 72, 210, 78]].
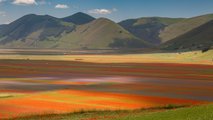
[[162, 20, 213, 51], [0, 14, 75, 48], [0, 13, 212, 50], [0, 25, 6, 38], [0, 24, 6, 30], [159, 14, 213, 43], [57, 18, 150, 49], [62, 12, 95, 25], [119, 17, 184, 45]]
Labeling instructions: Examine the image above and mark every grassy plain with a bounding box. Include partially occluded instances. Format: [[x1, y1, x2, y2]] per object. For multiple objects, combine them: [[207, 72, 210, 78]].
[[8, 104, 213, 120], [0, 49, 212, 65]]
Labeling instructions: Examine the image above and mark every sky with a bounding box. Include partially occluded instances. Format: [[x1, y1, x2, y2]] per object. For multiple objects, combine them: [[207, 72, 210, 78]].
[[0, 0, 213, 24]]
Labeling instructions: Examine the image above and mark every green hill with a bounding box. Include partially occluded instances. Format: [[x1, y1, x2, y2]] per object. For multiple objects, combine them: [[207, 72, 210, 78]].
[[0, 25, 6, 39], [119, 14, 213, 47], [162, 20, 213, 51], [57, 18, 150, 49], [0, 14, 75, 48], [0, 24, 6, 30], [62, 12, 95, 25], [0, 13, 150, 49], [0, 13, 213, 50], [119, 17, 184, 45], [159, 14, 213, 43]]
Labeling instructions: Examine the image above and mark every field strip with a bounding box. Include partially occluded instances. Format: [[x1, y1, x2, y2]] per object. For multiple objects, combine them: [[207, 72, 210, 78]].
[[0, 50, 212, 65]]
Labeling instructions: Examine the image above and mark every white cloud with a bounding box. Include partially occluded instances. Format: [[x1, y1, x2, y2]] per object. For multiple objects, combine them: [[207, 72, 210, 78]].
[[12, 0, 37, 5], [88, 8, 117, 15], [88, 9, 111, 15], [55, 4, 69, 9]]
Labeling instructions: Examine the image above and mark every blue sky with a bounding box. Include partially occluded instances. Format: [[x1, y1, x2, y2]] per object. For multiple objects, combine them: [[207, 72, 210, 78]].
[[0, 0, 213, 24]]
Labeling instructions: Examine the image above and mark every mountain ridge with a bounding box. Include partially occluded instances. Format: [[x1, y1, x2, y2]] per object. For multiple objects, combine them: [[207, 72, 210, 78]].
[[0, 14, 75, 48], [0, 12, 212, 51], [119, 17, 184, 45], [159, 14, 213, 43], [62, 12, 95, 25], [57, 17, 151, 49], [162, 20, 213, 51]]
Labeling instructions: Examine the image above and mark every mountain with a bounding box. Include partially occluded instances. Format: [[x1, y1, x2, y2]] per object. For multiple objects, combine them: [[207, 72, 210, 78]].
[[0, 24, 6, 29], [62, 12, 95, 25], [0, 13, 213, 50], [0, 25, 6, 37], [0, 14, 75, 48], [162, 20, 213, 51], [159, 14, 213, 43], [57, 18, 150, 49], [119, 14, 213, 46], [119, 17, 184, 45]]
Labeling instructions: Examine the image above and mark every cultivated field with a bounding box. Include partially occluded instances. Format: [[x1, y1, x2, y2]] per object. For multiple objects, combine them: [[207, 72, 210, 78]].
[[0, 49, 212, 65], [0, 49, 212, 119]]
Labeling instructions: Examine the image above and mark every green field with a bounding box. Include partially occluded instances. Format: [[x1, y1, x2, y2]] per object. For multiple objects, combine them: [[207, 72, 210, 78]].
[[9, 104, 212, 120]]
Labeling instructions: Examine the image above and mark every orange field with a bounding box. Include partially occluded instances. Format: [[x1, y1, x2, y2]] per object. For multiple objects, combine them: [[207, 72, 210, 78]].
[[0, 90, 201, 119], [0, 60, 212, 119]]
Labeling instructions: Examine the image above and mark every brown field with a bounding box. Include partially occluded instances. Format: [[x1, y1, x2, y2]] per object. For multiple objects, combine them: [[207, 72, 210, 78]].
[[0, 49, 213, 65], [0, 57, 213, 119]]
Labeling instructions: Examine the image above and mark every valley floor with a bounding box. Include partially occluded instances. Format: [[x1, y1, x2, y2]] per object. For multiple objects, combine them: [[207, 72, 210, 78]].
[[0, 49, 212, 65], [0, 50, 212, 119]]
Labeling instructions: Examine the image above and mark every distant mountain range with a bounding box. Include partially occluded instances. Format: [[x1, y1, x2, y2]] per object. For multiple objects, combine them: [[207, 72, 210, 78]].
[[0, 12, 212, 51]]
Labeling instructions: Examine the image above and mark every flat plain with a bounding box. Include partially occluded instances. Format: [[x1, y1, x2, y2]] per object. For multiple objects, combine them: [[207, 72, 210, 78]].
[[0, 49, 212, 119]]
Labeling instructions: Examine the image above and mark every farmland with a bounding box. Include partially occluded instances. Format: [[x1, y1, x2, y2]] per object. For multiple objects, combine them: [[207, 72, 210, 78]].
[[1, 1, 213, 119], [0, 49, 213, 65], [0, 50, 212, 119]]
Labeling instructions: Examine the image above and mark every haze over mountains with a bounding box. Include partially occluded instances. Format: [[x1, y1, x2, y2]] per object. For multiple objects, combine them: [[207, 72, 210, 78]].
[[0, 12, 212, 51]]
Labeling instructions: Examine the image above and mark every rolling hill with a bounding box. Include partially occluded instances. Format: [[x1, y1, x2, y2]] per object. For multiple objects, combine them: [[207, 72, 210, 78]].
[[0, 12, 213, 50], [162, 20, 213, 51], [0, 24, 6, 30], [159, 14, 213, 43], [57, 18, 150, 49], [0, 13, 150, 49], [119, 17, 184, 45], [0, 14, 75, 48], [0, 25, 6, 39], [62, 12, 95, 25]]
